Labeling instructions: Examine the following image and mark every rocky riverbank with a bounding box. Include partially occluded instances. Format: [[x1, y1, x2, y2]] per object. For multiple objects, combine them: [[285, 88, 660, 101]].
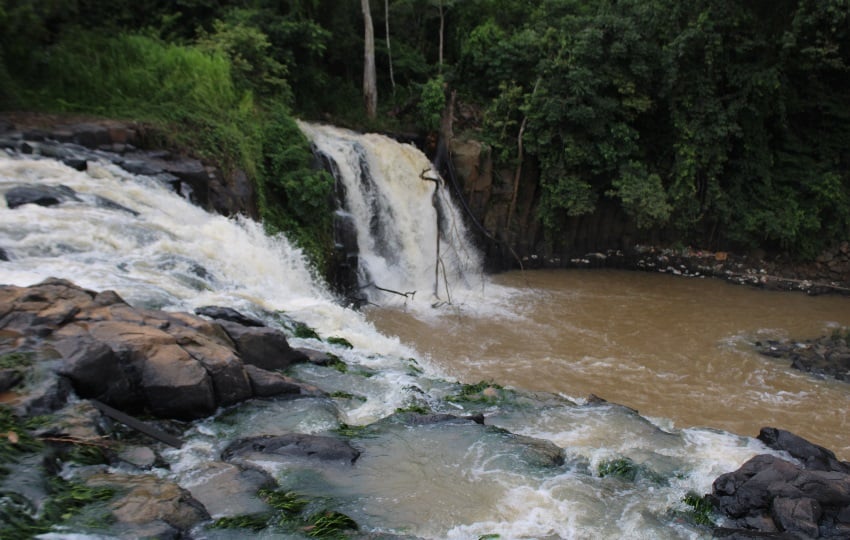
[[0, 278, 848, 537]]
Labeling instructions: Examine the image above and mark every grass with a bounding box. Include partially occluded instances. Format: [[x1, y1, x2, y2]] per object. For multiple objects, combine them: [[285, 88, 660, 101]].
[[211, 489, 358, 537], [326, 337, 353, 349], [0, 476, 115, 540], [446, 381, 505, 403], [682, 491, 715, 526]]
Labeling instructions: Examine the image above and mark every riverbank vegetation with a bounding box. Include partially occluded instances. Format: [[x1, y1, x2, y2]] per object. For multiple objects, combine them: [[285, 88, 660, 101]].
[[1, 0, 848, 262]]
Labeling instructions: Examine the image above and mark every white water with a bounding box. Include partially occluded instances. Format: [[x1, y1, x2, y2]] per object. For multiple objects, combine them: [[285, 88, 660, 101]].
[[298, 122, 486, 311], [0, 147, 777, 539]]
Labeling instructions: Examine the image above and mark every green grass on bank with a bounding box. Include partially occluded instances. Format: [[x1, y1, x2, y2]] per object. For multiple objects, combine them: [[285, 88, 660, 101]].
[[6, 30, 333, 271]]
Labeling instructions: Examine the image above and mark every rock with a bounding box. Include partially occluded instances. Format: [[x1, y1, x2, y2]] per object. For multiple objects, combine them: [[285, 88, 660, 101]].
[[181, 461, 275, 517], [5, 184, 81, 209], [0, 247, 8, 261], [86, 472, 210, 531], [709, 430, 850, 539], [0, 368, 23, 391], [0, 279, 324, 421], [244, 364, 305, 397], [194, 306, 265, 327], [758, 427, 850, 473], [92, 195, 139, 216], [70, 123, 111, 148], [771, 497, 821, 538], [223, 433, 361, 465], [139, 343, 217, 420], [297, 347, 337, 367], [55, 335, 141, 408], [218, 321, 308, 371], [181, 338, 252, 407], [117, 446, 157, 469]]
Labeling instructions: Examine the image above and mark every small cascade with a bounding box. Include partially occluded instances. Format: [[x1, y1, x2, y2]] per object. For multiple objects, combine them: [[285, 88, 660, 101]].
[[298, 122, 483, 307]]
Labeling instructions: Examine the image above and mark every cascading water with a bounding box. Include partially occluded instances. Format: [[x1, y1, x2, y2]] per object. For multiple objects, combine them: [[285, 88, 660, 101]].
[[298, 122, 483, 307], [0, 148, 780, 539]]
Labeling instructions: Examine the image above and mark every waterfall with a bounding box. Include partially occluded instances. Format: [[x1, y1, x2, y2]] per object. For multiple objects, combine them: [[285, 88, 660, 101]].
[[298, 122, 483, 306]]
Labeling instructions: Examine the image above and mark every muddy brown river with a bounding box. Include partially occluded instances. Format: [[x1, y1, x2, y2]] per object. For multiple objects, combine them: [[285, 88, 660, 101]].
[[367, 269, 850, 460]]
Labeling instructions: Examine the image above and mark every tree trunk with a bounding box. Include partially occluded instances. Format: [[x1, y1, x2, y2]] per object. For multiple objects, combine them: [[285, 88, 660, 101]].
[[362, 0, 377, 118], [385, 0, 395, 94], [438, 0, 444, 72]]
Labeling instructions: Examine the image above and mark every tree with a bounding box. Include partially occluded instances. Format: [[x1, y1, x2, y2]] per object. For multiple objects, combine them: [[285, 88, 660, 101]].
[[361, 0, 377, 118]]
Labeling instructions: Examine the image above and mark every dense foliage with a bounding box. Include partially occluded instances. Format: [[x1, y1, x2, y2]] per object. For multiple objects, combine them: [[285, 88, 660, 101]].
[[1, 0, 848, 260]]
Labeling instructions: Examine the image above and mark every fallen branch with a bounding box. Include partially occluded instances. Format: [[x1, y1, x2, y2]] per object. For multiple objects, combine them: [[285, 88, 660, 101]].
[[361, 282, 416, 299], [90, 399, 183, 449]]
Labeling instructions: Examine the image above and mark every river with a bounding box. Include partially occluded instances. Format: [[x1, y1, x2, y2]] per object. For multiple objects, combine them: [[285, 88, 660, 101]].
[[367, 269, 850, 461]]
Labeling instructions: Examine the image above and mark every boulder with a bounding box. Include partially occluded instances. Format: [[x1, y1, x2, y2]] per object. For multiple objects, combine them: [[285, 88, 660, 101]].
[[54, 334, 141, 408], [218, 321, 308, 371], [710, 430, 850, 539], [5, 184, 80, 209], [244, 364, 306, 397], [223, 433, 361, 465], [86, 472, 210, 532], [182, 461, 275, 517], [0, 280, 317, 420]]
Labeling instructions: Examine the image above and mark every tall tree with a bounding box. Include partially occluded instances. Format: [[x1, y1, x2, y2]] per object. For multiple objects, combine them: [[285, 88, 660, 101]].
[[361, 0, 377, 117]]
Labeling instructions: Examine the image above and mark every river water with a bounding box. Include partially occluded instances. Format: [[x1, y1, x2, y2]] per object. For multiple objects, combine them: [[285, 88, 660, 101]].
[[2, 135, 849, 538], [367, 269, 850, 461]]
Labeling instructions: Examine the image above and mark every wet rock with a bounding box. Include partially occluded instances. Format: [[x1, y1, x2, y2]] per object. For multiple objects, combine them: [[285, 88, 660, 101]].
[[92, 195, 139, 216], [0, 247, 8, 261], [297, 347, 337, 366], [758, 427, 850, 474], [223, 433, 361, 465], [218, 321, 308, 371], [86, 472, 210, 532], [0, 279, 315, 420], [505, 433, 566, 468], [244, 364, 305, 397], [5, 184, 80, 209], [182, 461, 275, 517], [55, 335, 140, 408], [194, 306, 265, 327], [756, 333, 850, 383], [69, 123, 112, 148], [117, 446, 157, 469], [709, 430, 850, 539]]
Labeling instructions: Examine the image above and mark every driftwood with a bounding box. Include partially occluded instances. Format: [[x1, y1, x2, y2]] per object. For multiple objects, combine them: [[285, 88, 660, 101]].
[[91, 399, 183, 449], [362, 282, 416, 299]]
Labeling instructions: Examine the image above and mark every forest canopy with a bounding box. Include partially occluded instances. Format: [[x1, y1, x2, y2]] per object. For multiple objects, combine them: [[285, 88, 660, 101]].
[[1, 0, 848, 260]]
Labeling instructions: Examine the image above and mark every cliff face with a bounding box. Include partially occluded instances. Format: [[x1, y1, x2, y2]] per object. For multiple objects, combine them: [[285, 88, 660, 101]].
[[448, 137, 646, 270]]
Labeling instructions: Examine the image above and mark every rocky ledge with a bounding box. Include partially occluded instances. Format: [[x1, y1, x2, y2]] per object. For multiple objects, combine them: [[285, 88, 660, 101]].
[[0, 112, 257, 219], [0, 278, 321, 419]]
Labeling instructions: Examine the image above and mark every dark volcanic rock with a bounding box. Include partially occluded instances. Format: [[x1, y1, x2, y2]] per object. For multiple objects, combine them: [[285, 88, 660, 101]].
[[709, 429, 850, 539], [223, 433, 360, 464], [5, 184, 81, 209]]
